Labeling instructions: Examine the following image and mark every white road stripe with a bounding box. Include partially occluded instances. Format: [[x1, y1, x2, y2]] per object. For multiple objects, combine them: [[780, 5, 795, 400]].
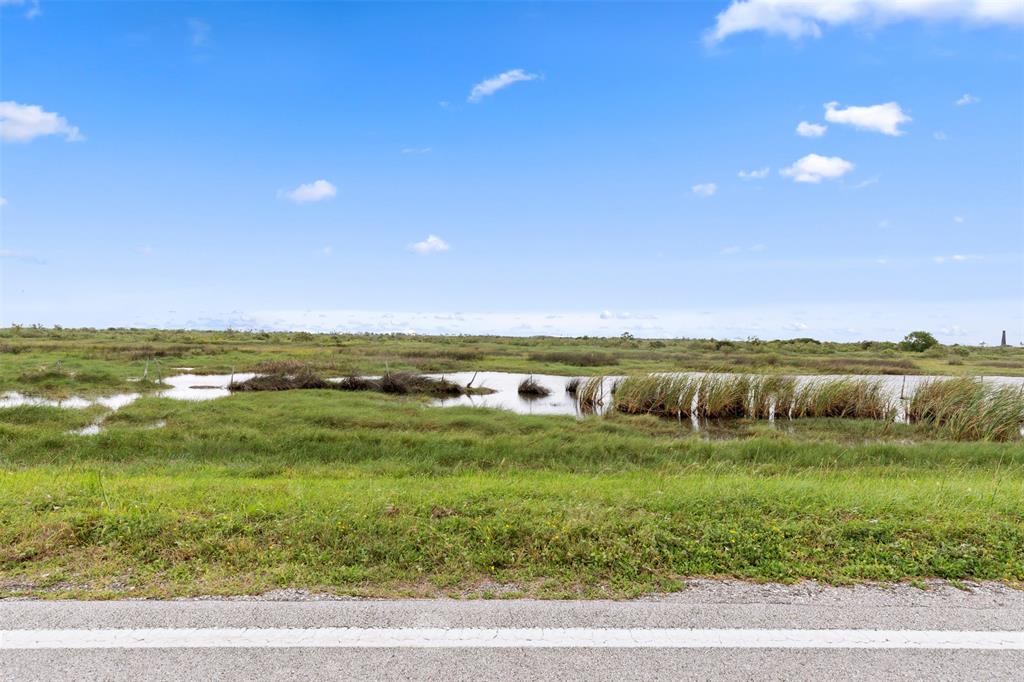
[[2, 628, 1022, 650]]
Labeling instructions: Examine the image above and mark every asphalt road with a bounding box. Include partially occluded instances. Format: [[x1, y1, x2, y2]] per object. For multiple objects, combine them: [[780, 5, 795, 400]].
[[3, 580, 1022, 681]]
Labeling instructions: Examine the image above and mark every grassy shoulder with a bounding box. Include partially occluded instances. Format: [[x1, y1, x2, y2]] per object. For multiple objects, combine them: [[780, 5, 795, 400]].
[[2, 390, 1022, 598], [3, 326, 1023, 398]]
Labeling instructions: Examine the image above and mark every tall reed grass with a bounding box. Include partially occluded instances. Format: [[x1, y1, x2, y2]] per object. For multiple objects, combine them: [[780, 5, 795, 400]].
[[576, 376, 607, 414], [908, 378, 1024, 441], [792, 379, 895, 420], [604, 372, 1022, 440], [614, 374, 699, 418]]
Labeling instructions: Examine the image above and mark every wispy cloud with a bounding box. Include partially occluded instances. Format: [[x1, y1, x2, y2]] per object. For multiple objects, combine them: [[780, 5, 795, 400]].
[[933, 131, 948, 141], [824, 101, 910, 136], [933, 254, 981, 264], [0, 248, 45, 264], [1, 0, 41, 20], [401, 147, 432, 155], [955, 93, 979, 106], [0, 101, 84, 143], [780, 154, 854, 183], [796, 121, 826, 137], [692, 182, 718, 197], [953, 216, 965, 224], [738, 167, 770, 180], [467, 69, 538, 103], [280, 179, 336, 204], [188, 18, 210, 47], [705, 0, 1024, 44], [409, 235, 450, 254]]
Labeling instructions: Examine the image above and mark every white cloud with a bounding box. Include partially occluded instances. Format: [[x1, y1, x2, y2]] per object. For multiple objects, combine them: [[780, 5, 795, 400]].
[[934, 254, 981, 264], [188, 18, 210, 47], [692, 182, 718, 197], [953, 216, 965, 223], [1, 0, 41, 19], [780, 153, 854, 183], [933, 131, 948, 141], [738, 167, 770, 179], [281, 179, 336, 204], [852, 176, 879, 189], [409, 235, 450, 254], [0, 101, 84, 143], [955, 93, 979, 106], [796, 121, 827, 137], [824, 101, 911, 136], [705, 0, 1024, 44], [401, 147, 432, 155], [467, 69, 538, 103]]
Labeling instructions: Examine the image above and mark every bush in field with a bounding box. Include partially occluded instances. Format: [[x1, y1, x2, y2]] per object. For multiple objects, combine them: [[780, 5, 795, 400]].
[[900, 331, 939, 353]]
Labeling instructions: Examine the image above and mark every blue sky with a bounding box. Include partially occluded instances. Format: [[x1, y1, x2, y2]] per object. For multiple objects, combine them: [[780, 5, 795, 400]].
[[1, 0, 1022, 342]]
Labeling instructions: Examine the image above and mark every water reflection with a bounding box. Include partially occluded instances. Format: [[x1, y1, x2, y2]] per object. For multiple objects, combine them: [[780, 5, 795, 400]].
[[427, 372, 620, 417]]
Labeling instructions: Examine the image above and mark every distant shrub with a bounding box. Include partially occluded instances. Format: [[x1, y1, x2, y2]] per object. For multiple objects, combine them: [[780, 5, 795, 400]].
[[900, 331, 940, 353]]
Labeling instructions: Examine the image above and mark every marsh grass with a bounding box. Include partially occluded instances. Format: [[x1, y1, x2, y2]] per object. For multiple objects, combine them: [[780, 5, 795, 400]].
[[517, 376, 551, 398], [908, 378, 1024, 441], [2, 390, 1023, 598], [792, 379, 895, 420], [576, 376, 607, 414], [697, 375, 750, 419], [231, 367, 466, 397], [614, 374, 699, 418], [749, 375, 798, 419], [564, 377, 582, 395]]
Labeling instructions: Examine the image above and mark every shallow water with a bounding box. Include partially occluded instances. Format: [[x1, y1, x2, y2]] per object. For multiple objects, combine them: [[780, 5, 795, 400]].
[[3, 370, 1022, 428], [428, 372, 1024, 419], [2, 373, 256, 435], [427, 372, 620, 416]]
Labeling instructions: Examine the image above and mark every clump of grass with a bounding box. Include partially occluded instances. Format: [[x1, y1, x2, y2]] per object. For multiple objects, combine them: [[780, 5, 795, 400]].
[[336, 376, 378, 391], [518, 376, 551, 398], [908, 378, 1024, 441], [792, 379, 894, 420], [564, 377, 582, 395], [380, 373, 464, 397], [696, 375, 750, 419], [231, 366, 465, 397], [614, 374, 699, 418], [229, 370, 331, 392], [749, 375, 797, 419], [576, 376, 607, 413]]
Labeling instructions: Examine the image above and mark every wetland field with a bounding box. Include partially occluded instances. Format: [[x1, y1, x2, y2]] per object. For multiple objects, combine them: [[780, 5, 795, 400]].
[[1, 326, 1023, 598]]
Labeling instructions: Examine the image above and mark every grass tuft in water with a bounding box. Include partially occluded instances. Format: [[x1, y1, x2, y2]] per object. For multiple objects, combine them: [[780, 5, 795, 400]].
[[517, 376, 551, 398], [908, 378, 1024, 441]]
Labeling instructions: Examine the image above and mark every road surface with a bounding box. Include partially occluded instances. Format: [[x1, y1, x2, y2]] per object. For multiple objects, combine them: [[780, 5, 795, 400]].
[[2, 580, 1022, 680]]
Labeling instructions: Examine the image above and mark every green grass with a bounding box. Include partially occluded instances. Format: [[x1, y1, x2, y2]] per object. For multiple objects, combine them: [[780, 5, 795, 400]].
[[2, 389, 1023, 598], [3, 326, 1023, 400], [2, 328, 1023, 598]]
